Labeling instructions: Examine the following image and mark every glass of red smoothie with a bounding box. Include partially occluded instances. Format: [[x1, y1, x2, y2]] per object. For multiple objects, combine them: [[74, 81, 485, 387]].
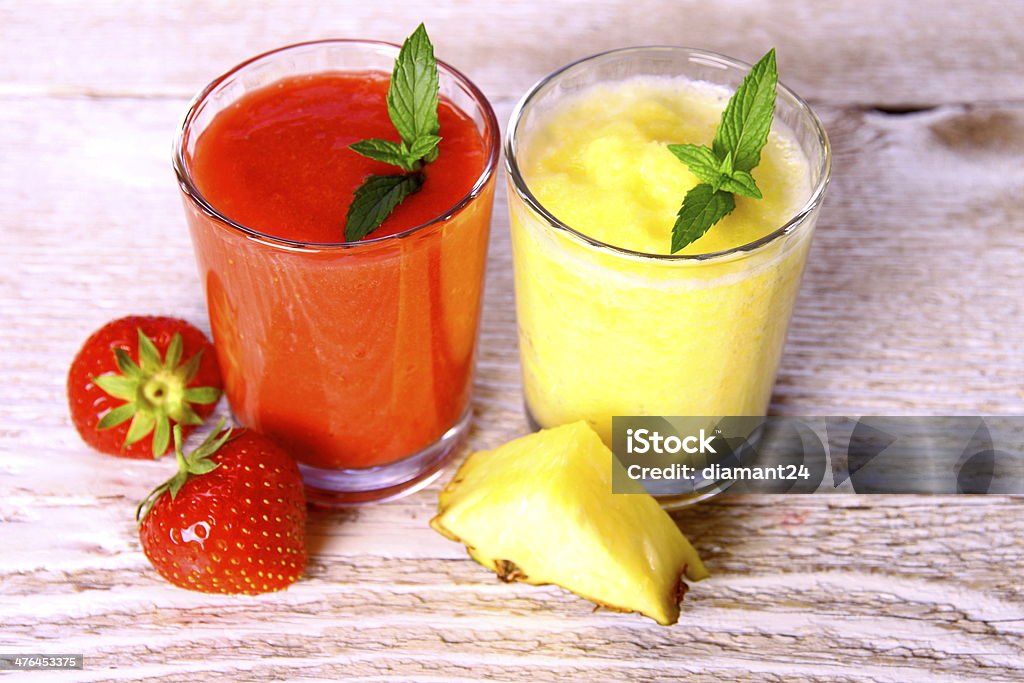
[[173, 40, 499, 505]]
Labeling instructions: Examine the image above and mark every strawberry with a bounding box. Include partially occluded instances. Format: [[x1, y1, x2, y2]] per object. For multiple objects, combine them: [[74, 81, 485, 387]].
[[136, 423, 307, 594], [67, 316, 222, 458]]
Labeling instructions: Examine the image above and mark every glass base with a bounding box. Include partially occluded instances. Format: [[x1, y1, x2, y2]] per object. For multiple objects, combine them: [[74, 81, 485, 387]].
[[298, 408, 471, 507], [523, 402, 734, 509], [648, 482, 737, 510]]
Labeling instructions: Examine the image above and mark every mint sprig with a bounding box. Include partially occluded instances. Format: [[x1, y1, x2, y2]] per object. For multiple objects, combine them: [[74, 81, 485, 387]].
[[667, 49, 777, 252], [345, 24, 441, 242]]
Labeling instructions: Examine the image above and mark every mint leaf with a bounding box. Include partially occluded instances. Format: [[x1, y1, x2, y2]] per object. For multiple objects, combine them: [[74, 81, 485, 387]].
[[344, 174, 424, 242], [713, 49, 777, 173], [666, 48, 778, 252], [350, 139, 417, 171], [671, 184, 736, 253], [345, 25, 443, 241], [668, 143, 719, 171], [387, 23, 440, 147], [406, 134, 441, 163], [667, 143, 721, 186], [349, 135, 440, 173], [670, 145, 761, 198], [719, 169, 762, 199], [717, 151, 734, 178]]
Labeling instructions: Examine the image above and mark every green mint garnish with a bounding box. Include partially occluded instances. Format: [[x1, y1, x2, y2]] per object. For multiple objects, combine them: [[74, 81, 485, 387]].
[[667, 48, 777, 253], [386, 24, 441, 161], [345, 174, 425, 241], [670, 184, 736, 253], [345, 24, 441, 241]]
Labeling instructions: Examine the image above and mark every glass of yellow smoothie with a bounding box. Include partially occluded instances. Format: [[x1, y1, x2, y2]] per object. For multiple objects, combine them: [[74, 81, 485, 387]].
[[505, 47, 831, 501]]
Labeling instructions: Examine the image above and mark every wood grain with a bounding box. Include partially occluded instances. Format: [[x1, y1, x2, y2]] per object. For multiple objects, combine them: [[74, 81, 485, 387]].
[[2, 0, 1023, 107], [2, 1, 1023, 681], [3, 497, 1024, 682]]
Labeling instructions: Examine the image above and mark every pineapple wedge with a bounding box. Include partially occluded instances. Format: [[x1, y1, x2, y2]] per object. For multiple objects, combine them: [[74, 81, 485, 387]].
[[430, 421, 708, 625]]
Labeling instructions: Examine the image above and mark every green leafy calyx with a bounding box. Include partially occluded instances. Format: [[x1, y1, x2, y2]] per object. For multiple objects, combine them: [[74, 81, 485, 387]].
[[94, 328, 221, 457], [346, 24, 441, 241], [135, 421, 233, 525], [668, 48, 777, 252]]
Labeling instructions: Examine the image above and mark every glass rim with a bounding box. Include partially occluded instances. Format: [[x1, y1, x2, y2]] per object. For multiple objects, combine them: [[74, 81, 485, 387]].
[[504, 45, 832, 262], [173, 38, 501, 251]]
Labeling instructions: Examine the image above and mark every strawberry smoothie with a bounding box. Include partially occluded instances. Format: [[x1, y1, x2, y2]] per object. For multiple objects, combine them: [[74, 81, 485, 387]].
[[175, 41, 499, 503]]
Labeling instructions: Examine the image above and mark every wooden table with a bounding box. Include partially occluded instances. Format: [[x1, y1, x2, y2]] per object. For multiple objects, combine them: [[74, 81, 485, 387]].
[[3, 1, 1023, 680]]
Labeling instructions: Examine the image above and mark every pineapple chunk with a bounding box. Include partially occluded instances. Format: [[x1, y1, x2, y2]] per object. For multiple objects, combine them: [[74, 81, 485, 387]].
[[430, 421, 708, 625]]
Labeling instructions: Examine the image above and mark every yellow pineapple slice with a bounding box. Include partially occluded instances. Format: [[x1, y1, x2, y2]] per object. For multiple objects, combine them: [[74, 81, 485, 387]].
[[430, 421, 708, 625]]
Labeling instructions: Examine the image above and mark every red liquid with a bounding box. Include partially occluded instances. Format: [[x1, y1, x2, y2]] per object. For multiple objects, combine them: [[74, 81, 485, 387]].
[[193, 73, 487, 243], [184, 72, 493, 469]]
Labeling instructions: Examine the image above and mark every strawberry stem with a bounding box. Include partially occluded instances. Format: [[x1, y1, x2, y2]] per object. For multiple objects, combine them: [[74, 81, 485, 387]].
[[135, 419, 234, 525]]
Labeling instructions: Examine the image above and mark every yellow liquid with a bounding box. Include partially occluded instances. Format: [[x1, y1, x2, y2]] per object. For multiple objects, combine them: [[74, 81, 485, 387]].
[[510, 77, 816, 442]]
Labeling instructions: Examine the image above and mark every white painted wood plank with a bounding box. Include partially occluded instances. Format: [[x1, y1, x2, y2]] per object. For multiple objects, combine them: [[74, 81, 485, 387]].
[[1, 1, 1022, 106]]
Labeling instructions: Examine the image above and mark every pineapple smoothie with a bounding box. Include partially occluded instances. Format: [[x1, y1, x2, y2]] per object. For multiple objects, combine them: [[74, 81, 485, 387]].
[[506, 49, 828, 444]]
